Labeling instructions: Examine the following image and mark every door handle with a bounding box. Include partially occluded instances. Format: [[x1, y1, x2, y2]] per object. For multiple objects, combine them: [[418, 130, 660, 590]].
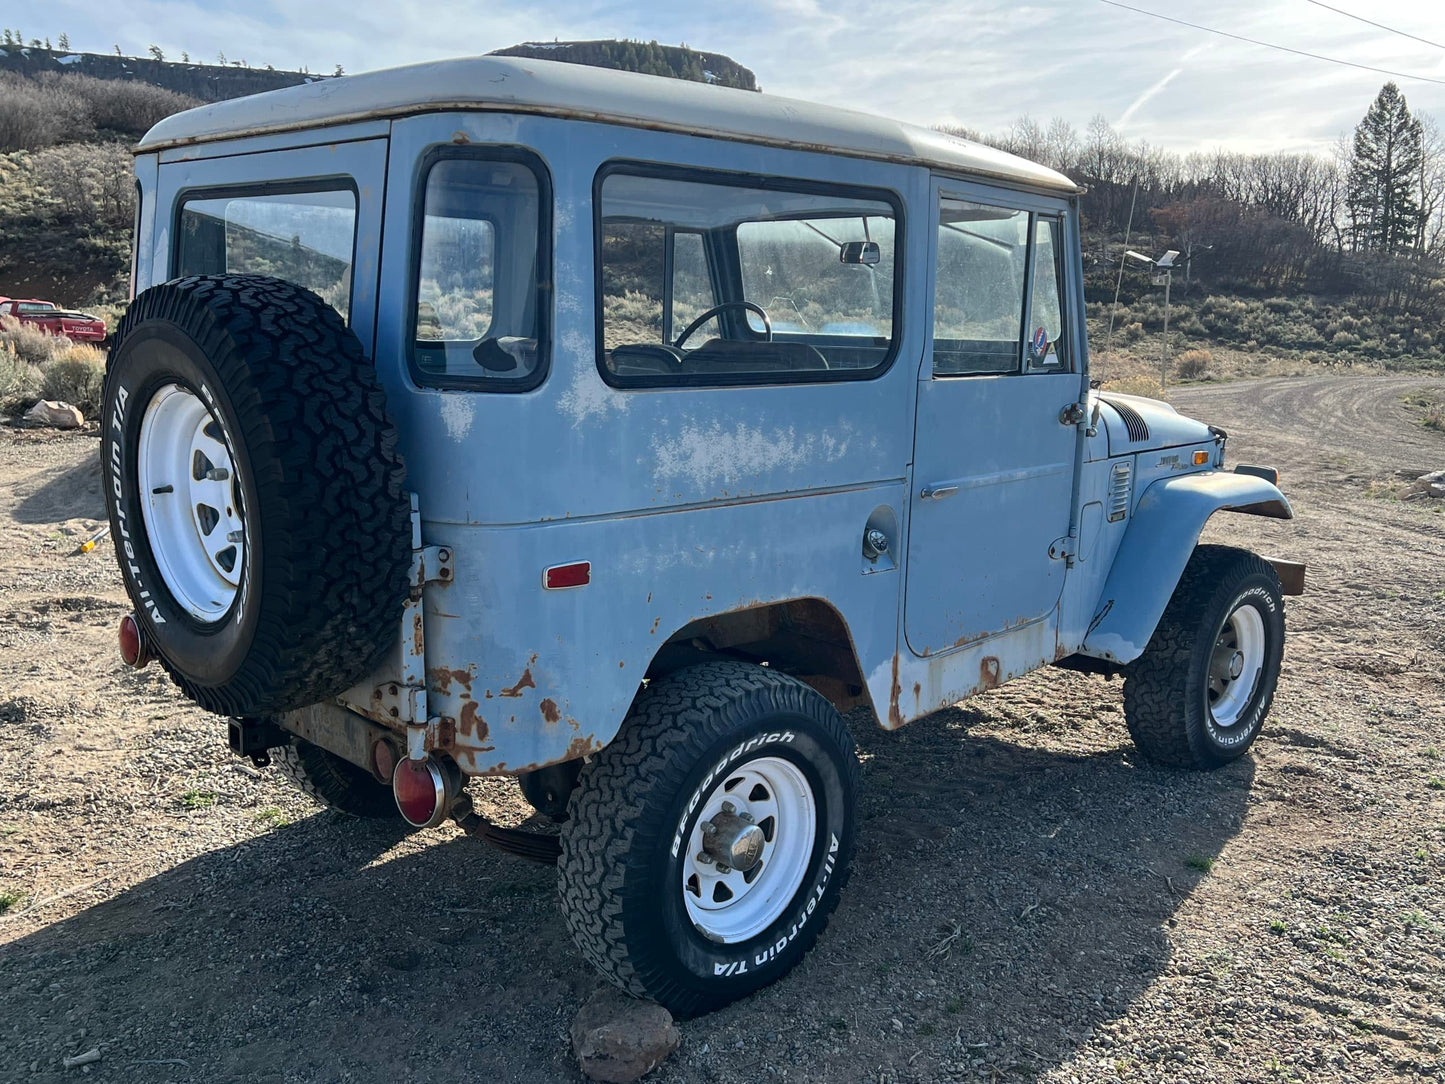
[[919, 484, 959, 501]]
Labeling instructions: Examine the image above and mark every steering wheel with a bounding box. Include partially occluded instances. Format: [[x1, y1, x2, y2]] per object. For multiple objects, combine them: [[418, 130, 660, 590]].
[[673, 301, 772, 349]]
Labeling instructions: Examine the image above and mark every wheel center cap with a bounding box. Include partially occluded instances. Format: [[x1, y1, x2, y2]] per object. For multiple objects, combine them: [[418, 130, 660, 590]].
[[1228, 650, 1245, 680], [702, 809, 766, 872]]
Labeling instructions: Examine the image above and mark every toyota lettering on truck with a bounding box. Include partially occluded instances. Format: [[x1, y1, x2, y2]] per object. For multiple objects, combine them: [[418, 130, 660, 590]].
[[104, 54, 1302, 1017]]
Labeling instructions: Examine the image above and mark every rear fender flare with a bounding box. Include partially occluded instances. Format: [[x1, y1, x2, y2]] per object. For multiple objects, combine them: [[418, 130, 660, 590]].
[[1080, 471, 1292, 664]]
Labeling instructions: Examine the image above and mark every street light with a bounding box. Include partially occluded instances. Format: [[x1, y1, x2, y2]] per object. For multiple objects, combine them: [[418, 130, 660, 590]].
[[1124, 249, 1180, 387]]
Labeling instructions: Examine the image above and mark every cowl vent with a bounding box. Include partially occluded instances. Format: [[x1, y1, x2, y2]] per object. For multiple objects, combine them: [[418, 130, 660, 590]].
[[1100, 396, 1150, 443]]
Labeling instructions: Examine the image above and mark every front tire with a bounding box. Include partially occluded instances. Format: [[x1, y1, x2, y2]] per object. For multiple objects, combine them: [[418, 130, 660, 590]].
[[1124, 545, 1285, 769], [557, 661, 859, 1017]]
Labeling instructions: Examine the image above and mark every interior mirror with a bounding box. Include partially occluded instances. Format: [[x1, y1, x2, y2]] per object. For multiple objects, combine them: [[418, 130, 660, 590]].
[[840, 240, 881, 266]]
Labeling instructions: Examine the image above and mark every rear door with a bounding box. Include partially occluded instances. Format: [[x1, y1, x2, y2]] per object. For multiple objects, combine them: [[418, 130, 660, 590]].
[[903, 179, 1078, 657], [153, 139, 387, 355]]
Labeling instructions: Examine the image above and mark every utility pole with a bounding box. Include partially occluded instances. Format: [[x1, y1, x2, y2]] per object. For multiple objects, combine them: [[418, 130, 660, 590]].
[[1154, 250, 1178, 386], [1124, 248, 1178, 386]]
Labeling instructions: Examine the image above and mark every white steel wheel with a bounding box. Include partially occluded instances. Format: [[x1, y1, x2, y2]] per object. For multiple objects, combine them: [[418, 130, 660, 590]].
[[1207, 602, 1266, 728], [136, 383, 245, 621], [682, 756, 817, 945]]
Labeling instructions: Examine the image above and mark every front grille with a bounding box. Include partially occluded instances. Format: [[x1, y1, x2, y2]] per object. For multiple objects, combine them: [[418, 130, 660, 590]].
[[1102, 396, 1150, 443], [1108, 460, 1133, 522]]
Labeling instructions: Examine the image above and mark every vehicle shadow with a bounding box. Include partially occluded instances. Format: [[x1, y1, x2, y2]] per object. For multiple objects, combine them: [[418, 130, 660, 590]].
[[12, 446, 105, 524], [0, 703, 1253, 1083]]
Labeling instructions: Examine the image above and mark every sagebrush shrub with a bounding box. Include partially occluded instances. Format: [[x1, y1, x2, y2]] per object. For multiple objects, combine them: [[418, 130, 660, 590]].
[[39, 345, 106, 416], [0, 316, 72, 366], [1174, 349, 1213, 380], [0, 340, 42, 413]]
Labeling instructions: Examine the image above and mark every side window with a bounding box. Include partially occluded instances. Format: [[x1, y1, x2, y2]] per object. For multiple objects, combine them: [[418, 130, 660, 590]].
[[1027, 216, 1068, 372], [176, 187, 356, 320], [932, 199, 1027, 375], [410, 153, 549, 389], [597, 168, 900, 386]]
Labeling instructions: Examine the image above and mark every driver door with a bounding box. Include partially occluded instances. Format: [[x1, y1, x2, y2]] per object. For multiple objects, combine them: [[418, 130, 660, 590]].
[[902, 180, 1079, 657]]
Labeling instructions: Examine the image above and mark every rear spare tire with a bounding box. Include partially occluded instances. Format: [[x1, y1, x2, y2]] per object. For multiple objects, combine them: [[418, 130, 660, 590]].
[[101, 275, 411, 716]]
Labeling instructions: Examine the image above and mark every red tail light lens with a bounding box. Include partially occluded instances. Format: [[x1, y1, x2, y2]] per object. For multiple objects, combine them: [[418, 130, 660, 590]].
[[393, 756, 448, 828], [544, 561, 591, 590], [118, 614, 150, 668]]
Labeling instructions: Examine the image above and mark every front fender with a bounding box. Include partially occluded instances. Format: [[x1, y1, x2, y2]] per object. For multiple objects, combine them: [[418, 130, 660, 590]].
[[1080, 471, 1292, 664]]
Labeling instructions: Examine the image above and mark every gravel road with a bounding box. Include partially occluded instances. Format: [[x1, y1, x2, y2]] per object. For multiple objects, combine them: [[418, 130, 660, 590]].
[[2, 373, 1443, 1084]]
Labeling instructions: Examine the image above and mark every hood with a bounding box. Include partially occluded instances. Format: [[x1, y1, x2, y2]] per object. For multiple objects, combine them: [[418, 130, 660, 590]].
[[1095, 391, 1214, 456]]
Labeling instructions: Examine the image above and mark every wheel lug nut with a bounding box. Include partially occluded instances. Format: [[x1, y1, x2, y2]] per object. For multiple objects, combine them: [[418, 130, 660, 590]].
[[721, 801, 735, 814], [739, 812, 753, 824], [715, 863, 731, 874], [205, 467, 229, 481]]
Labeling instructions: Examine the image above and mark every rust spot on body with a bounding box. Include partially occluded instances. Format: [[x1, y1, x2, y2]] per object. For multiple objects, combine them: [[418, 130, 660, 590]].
[[458, 700, 489, 744], [428, 666, 474, 695], [427, 715, 457, 751], [912, 681, 921, 708], [412, 610, 425, 657], [887, 653, 903, 728], [650, 616, 661, 635], [979, 656, 1002, 689], [500, 669, 536, 698], [565, 734, 602, 761], [540, 697, 560, 724]]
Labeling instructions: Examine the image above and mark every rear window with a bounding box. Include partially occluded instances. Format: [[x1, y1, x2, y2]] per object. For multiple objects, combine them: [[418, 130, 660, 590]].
[[408, 151, 550, 391], [175, 186, 357, 320], [596, 166, 900, 387]]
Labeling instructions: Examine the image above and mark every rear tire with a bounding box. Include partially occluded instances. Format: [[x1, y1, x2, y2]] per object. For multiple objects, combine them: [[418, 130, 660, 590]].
[[273, 738, 400, 819], [1124, 545, 1285, 769], [557, 661, 859, 1017]]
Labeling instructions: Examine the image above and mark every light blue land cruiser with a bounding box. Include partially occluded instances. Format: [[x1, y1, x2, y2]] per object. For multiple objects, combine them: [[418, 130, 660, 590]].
[[103, 55, 1301, 1015]]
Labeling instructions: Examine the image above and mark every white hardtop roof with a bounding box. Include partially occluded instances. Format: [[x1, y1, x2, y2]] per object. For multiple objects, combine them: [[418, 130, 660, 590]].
[[138, 55, 1079, 195]]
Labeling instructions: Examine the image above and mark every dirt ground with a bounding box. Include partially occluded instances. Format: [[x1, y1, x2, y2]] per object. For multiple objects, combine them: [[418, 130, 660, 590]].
[[2, 373, 1444, 1084]]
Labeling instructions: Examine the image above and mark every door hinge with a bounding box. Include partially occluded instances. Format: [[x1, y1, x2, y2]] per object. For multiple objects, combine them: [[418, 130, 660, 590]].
[[1059, 402, 1086, 427], [1048, 535, 1076, 562]]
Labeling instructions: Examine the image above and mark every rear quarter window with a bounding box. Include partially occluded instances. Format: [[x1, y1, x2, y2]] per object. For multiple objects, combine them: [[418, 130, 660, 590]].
[[175, 186, 357, 320]]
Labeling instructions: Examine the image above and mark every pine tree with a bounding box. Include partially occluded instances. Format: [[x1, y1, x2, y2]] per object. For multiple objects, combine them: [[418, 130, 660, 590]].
[[1346, 82, 1424, 254], [57, 32, 69, 50]]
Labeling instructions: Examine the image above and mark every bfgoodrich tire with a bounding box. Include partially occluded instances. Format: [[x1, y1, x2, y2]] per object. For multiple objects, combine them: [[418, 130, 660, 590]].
[[101, 275, 411, 717], [1123, 545, 1285, 769], [557, 661, 859, 1018], [274, 738, 400, 819]]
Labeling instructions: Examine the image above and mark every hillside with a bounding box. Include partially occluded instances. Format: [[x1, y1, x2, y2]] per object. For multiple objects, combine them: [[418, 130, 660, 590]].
[[0, 45, 328, 103], [490, 40, 758, 91]]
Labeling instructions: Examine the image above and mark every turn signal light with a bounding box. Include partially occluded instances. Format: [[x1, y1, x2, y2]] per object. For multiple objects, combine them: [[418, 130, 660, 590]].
[[393, 755, 450, 828], [1193, 450, 1211, 465], [544, 561, 591, 590], [118, 613, 151, 668]]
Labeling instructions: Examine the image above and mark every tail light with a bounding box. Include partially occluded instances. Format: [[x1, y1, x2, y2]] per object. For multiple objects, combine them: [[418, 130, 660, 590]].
[[118, 613, 152, 668], [392, 754, 458, 829]]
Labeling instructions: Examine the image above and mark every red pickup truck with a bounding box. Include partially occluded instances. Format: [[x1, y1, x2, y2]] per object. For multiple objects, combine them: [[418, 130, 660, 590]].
[[0, 298, 107, 342]]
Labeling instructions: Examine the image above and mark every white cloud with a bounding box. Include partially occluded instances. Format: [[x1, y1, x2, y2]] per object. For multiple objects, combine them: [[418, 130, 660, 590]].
[[37, 0, 1445, 153]]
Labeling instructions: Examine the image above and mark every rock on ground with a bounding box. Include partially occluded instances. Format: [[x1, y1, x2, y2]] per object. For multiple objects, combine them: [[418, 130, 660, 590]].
[[570, 986, 681, 1083], [23, 400, 84, 429]]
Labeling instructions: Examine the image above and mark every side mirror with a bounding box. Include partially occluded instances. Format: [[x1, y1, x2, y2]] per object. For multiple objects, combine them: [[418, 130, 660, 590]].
[[839, 240, 881, 266]]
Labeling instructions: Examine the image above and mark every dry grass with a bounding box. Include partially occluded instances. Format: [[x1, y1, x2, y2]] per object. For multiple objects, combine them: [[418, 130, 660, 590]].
[[1099, 375, 1166, 400]]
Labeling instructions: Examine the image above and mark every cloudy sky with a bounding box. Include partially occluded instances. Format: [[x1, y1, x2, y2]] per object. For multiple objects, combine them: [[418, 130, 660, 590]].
[[31, 0, 1445, 154]]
